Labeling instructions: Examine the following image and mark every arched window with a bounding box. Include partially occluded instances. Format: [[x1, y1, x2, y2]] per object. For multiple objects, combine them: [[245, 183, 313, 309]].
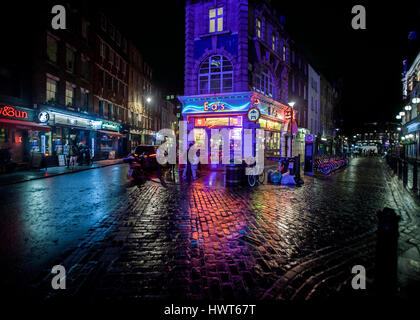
[[198, 55, 233, 94]]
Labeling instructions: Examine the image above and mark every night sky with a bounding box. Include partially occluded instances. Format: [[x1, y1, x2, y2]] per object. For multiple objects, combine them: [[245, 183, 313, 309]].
[[4, 1, 420, 134], [106, 0, 420, 134]]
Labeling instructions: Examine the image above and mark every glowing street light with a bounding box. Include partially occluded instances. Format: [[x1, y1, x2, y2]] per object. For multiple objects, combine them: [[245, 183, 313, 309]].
[[146, 97, 152, 103], [399, 111, 405, 117], [396, 115, 401, 119], [412, 97, 420, 104], [405, 105, 412, 111], [287, 101, 295, 157]]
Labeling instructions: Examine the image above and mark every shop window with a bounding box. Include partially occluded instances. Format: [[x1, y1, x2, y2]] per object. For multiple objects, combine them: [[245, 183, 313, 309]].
[[198, 55, 233, 94], [46, 77, 57, 103], [66, 47, 75, 72], [209, 7, 223, 33], [47, 35, 58, 63]]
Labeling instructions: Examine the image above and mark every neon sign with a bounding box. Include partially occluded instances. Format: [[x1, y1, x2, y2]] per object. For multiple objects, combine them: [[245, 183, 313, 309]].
[[0, 105, 28, 119], [204, 100, 225, 111]]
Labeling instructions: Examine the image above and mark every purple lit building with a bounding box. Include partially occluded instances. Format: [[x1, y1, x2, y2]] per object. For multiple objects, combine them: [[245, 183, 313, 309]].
[[179, 0, 298, 165]]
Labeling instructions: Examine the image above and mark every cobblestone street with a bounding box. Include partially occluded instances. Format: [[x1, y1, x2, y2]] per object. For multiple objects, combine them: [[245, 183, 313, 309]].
[[5, 157, 413, 302]]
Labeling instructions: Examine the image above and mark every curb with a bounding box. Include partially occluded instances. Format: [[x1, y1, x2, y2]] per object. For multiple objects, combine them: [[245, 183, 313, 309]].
[[0, 160, 124, 187]]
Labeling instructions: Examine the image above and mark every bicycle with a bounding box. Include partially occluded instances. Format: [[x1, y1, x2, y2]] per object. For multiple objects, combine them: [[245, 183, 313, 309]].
[[247, 163, 265, 187]]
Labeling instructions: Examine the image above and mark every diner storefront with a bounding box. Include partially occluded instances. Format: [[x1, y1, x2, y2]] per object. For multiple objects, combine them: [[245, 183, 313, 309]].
[[38, 106, 124, 163], [96, 120, 125, 160], [0, 104, 51, 170], [178, 91, 295, 168]]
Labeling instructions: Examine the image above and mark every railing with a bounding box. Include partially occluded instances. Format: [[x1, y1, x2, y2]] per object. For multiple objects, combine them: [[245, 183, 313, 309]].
[[386, 155, 419, 194]]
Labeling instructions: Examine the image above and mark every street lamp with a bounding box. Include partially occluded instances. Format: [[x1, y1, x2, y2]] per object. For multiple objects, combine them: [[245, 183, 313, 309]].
[[146, 97, 152, 103], [404, 105, 412, 111], [412, 97, 420, 104], [288, 101, 295, 157]]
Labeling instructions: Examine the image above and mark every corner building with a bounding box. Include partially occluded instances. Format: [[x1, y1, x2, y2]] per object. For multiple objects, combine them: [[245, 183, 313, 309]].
[[179, 0, 298, 166]]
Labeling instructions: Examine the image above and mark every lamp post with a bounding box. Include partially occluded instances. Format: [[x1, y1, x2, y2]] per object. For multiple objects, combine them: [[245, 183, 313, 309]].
[[288, 101, 295, 157]]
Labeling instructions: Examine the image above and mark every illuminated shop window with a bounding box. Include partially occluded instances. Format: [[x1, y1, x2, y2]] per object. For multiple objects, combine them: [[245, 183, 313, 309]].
[[209, 7, 223, 33], [199, 55, 233, 94]]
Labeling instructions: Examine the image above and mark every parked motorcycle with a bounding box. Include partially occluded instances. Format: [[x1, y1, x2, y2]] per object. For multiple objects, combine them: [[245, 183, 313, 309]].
[[123, 146, 158, 181]]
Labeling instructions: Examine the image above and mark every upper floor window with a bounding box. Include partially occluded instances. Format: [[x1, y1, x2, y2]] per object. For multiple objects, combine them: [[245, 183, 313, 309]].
[[209, 7, 223, 33], [65, 82, 75, 107], [256, 18, 261, 38], [271, 34, 277, 51], [66, 47, 75, 73], [198, 55, 233, 94], [282, 45, 286, 61], [46, 76, 58, 103], [47, 35, 58, 63], [255, 66, 274, 98], [100, 14, 106, 31]]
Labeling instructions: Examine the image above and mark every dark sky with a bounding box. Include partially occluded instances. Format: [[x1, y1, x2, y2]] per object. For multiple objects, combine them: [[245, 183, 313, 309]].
[[4, 1, 419, 133], [105, 0, 420, 134]]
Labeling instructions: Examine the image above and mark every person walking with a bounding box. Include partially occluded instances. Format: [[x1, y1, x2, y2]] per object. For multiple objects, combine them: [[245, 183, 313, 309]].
[[183, 142, 197, 181]]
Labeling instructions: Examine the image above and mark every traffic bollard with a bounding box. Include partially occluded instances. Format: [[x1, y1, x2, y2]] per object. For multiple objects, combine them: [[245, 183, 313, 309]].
[[375, 207, 400, 297], [403, 160, 408, 187], [413, 161, 418, 192], [398, 158, 402, 179]]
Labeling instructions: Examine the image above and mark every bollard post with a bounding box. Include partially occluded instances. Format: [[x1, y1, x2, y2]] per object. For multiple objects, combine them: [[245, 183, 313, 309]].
[[398, 158, 403, 179], [375, 207, 400, 297], [413, 161, 418, 192], [403, 160, 408, 187]]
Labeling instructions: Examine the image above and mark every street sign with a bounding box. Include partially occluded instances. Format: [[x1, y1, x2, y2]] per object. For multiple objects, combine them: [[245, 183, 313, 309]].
[[305, 134, 314, 143], [247, 107, 261, 122]]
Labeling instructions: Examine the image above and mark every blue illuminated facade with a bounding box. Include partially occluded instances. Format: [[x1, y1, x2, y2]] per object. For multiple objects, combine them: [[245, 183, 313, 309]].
[[180, 0, 298, 159]]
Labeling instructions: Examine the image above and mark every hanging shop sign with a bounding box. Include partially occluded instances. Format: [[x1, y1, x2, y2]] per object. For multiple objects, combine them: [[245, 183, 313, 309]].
[[101, 121, 120, 131], [38, 111, 50, 123], [0, 105, 35, 121], [247, 107, 261, 122], [181, 94, 251, 114]]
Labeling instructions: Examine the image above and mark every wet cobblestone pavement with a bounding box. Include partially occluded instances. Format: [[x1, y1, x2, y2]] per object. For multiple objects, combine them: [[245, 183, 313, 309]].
[[3, 157, 420, 302]]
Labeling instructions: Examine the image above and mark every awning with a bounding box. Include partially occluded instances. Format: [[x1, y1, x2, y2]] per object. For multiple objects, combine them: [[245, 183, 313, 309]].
[[0, 118, 51, 131], [98, 130, 125, 138]]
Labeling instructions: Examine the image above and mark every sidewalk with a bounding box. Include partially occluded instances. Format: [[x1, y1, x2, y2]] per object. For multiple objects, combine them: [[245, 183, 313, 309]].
[[0, 158, 124, 186]]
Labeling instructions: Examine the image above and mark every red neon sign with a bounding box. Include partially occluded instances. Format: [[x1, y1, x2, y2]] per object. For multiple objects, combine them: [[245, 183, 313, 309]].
[[0, 106, 28, 119]]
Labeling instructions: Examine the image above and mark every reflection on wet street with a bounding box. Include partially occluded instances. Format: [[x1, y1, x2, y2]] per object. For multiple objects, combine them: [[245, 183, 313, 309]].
[[1, 158, 419, 301]]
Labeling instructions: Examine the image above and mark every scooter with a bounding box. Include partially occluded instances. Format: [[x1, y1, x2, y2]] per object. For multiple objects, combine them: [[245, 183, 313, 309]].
[[123, 152, 146, 181]]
